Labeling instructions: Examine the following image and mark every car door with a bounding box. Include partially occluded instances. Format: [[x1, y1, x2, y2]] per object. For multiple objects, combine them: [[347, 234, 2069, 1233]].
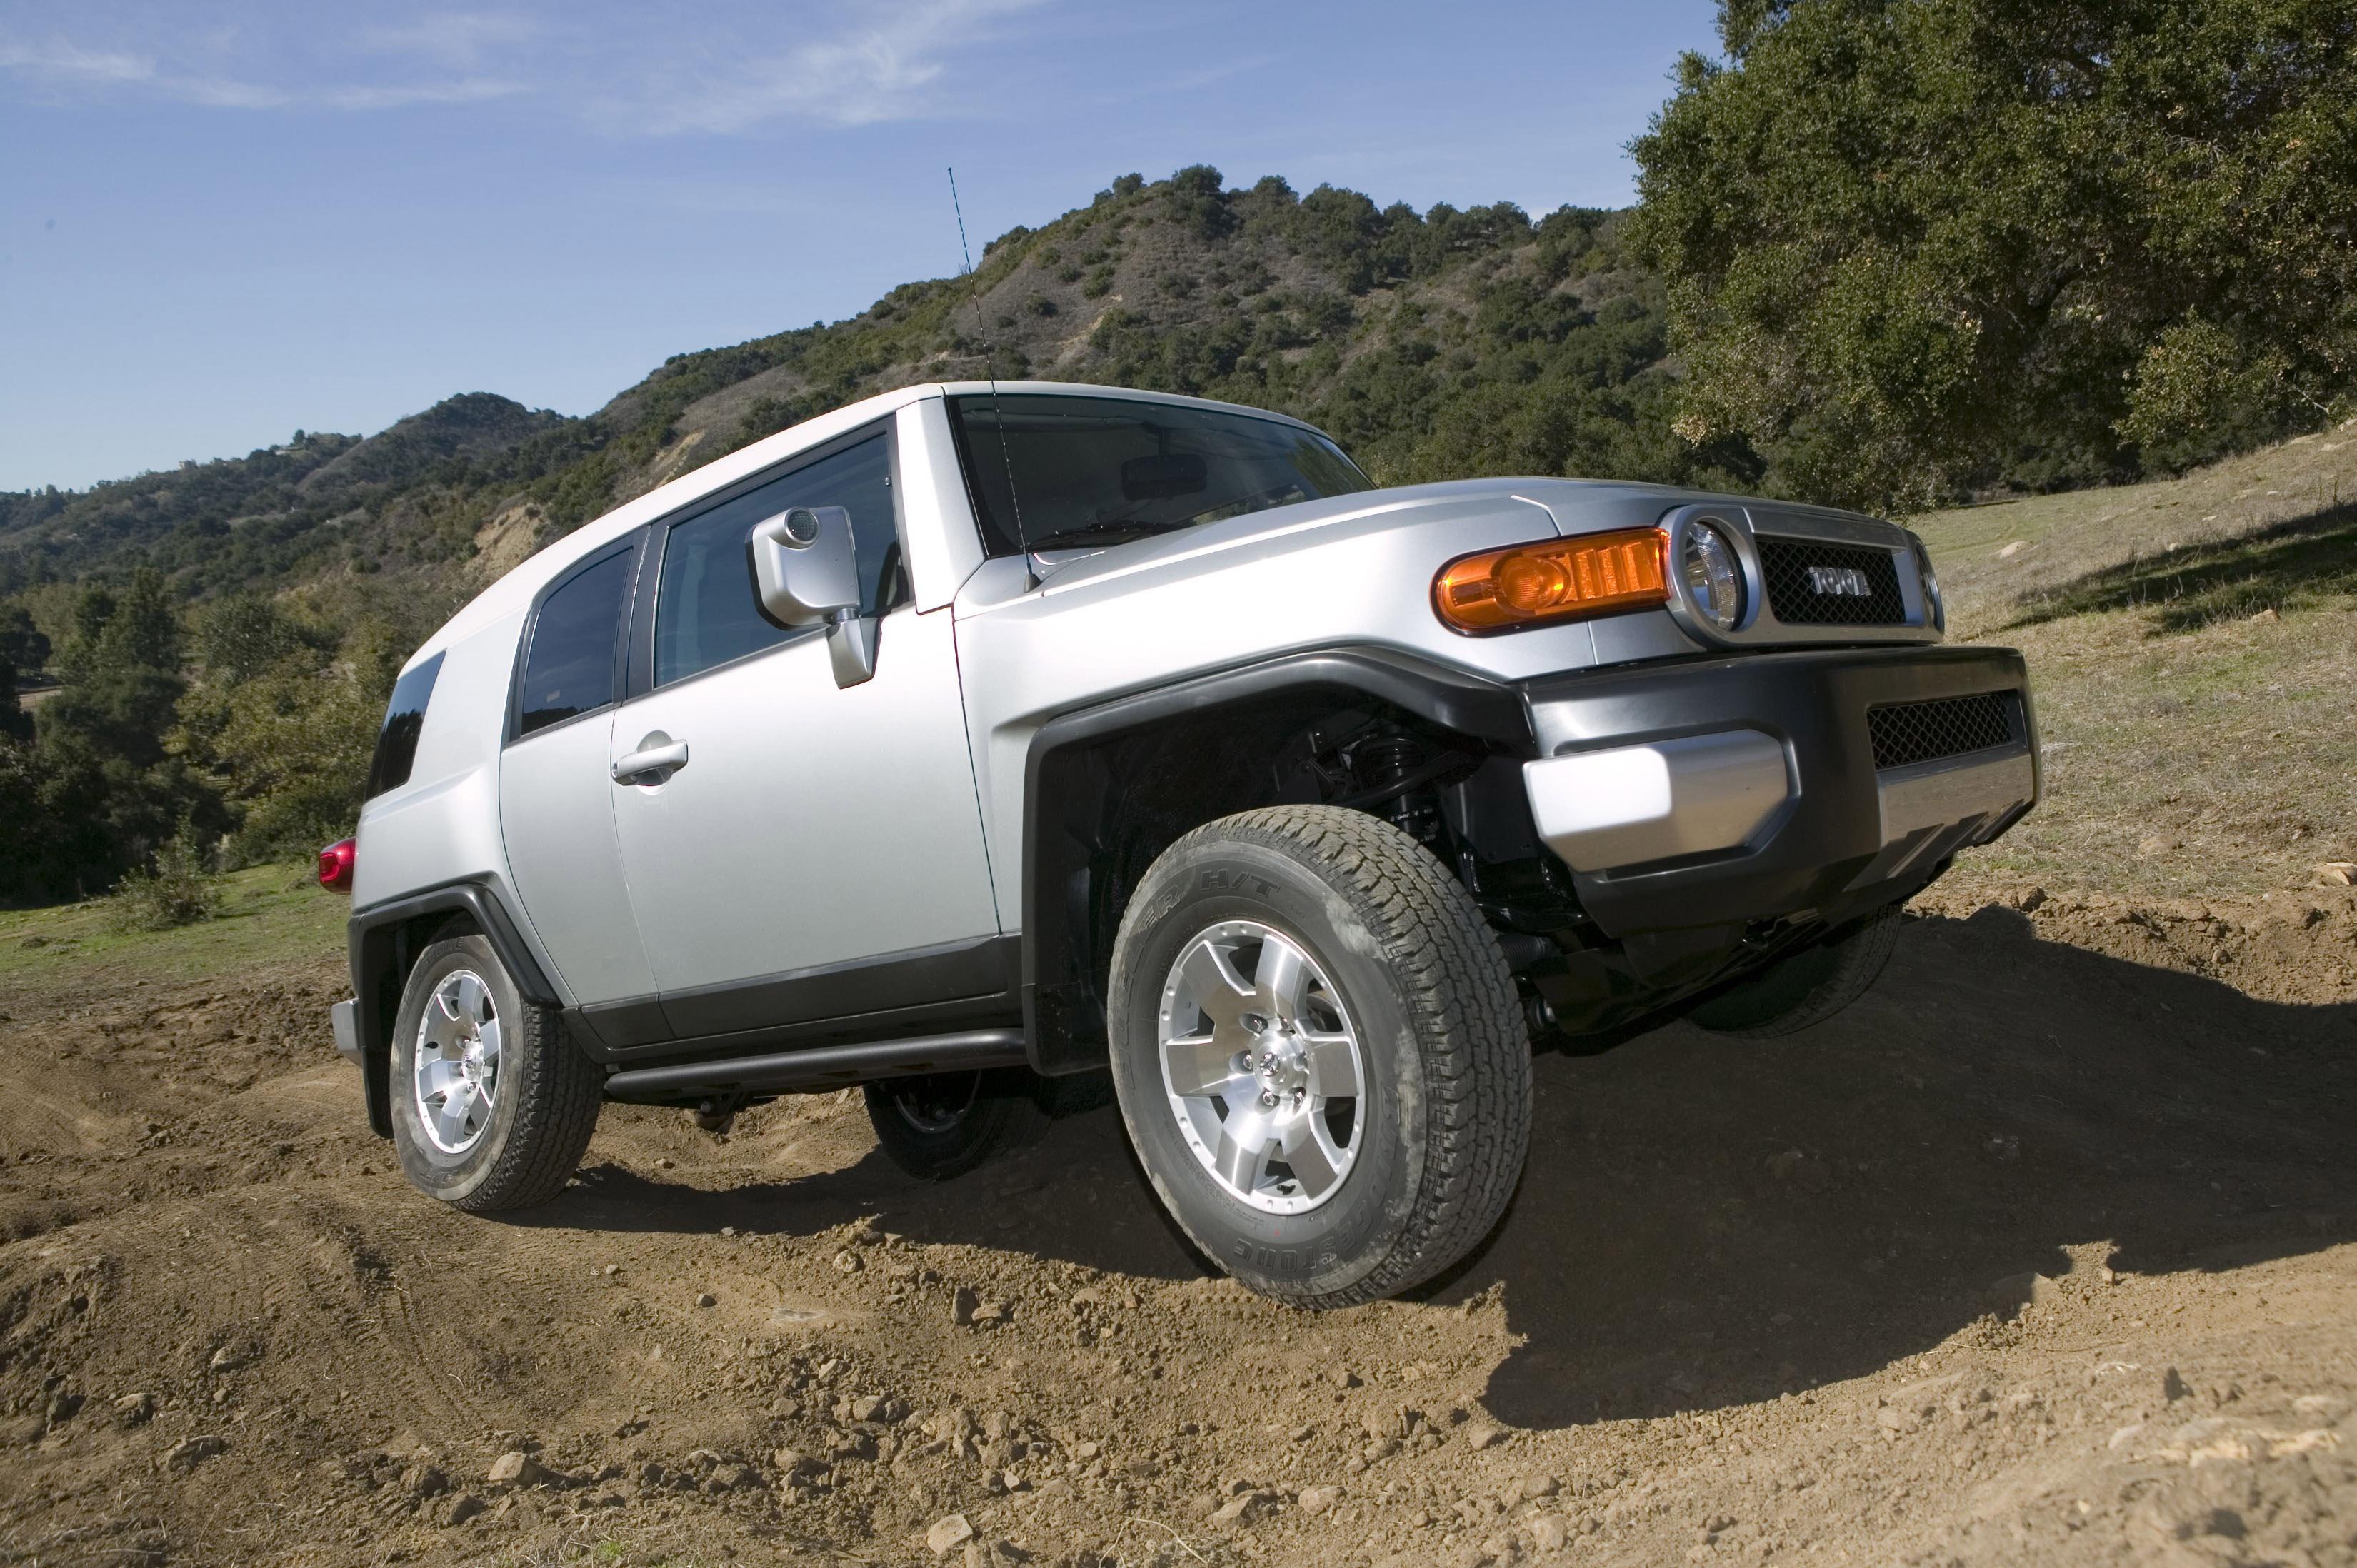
[[496, 535, 667, 1043], [607, 423, 1003, 1042]]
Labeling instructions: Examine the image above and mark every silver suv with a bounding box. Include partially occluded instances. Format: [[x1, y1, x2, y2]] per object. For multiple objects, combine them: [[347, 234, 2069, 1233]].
[[326, 381, 2037, 1307]]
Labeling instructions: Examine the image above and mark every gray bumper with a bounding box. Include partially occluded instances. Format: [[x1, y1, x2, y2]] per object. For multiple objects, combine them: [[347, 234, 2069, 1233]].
[[1523, 728, 2033, 879], [331, 997, 361, 1065], [1523, 730, 1790, 870], [1511, 645, 2038, 936]]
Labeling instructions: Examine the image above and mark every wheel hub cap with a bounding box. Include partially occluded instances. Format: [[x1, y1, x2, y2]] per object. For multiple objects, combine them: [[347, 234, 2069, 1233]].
[[1156, 920, 1364, 1215], [413, 970, 501, 1156]]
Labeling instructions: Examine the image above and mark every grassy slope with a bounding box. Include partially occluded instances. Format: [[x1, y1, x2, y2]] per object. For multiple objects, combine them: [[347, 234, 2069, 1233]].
[[0, 863, 346, 997], [1917, 421, 2357, 900]]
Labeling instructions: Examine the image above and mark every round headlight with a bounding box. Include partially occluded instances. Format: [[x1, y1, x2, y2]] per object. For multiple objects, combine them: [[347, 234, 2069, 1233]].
[[1680, 521, 1745, 632]]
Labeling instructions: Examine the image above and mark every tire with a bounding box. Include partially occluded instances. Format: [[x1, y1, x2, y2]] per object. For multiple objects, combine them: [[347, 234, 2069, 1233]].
[[389, 934, 603, 1212], [1687, 904, 1903, 1038], [1106, 805, 1531, 1309], [864, 1068, 1049, 1181]]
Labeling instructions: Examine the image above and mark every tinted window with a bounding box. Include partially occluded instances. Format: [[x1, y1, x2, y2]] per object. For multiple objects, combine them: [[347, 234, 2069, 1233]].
[[946, 394, 1372, 555], [653, 433, 902, 688], [364, 651, 444, 800], [516, 548, 632, 737]]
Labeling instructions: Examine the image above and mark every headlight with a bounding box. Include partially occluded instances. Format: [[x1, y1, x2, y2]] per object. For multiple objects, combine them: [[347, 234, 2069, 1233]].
[[1679, 520, 1745, 632], [1911, 535, 1945, 631]]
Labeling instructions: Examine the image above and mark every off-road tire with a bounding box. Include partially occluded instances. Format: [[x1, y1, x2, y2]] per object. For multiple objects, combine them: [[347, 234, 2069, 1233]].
[[389, 934, 602, 1212], [1688, 905, 1903, 1038], [1106, 805, 1531, 1308], [864, 1068, 1050, 1181]]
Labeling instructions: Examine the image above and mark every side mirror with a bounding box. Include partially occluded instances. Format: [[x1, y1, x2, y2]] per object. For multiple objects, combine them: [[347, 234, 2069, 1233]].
[[749, 506, 858, 626], [748, 506, 877, 688]]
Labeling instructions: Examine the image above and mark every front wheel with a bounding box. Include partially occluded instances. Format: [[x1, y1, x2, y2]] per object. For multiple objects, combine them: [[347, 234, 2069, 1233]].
[[1106, 806, 1531, 1309], [389, 933, 602, 1212]]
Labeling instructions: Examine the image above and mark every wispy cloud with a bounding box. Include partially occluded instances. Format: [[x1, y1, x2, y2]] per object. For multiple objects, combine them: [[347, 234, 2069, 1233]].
[[0, 1, 1051, 131], [0, 26, 521, 111], [618, 0, 1054, 134], [359, 11, 541, 72], [0, 36, 161, 89]]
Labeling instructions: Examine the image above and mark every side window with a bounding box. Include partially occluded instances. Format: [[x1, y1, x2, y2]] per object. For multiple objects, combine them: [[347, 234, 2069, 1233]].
[[516, 547, 633, 738], [364, 651, 444, 800], [653, 433, 904, 688]]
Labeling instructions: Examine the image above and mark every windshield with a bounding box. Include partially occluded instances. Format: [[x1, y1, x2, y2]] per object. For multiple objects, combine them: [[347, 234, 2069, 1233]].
[[946, 393, 1373, 555]]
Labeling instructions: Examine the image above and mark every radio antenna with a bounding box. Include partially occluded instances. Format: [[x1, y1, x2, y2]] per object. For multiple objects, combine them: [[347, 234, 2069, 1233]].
[[947, 166, 1026, 551]]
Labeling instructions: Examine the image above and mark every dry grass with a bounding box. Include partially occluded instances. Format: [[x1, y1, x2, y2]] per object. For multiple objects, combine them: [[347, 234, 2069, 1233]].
[[1913, 421, 2357, 901]]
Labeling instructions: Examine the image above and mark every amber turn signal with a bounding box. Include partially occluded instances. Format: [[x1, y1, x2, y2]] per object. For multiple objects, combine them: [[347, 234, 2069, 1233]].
[[1431, 527, 1672, 633]]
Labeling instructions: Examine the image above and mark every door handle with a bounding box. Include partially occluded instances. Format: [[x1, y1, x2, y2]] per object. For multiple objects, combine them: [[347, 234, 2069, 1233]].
[[612, 738, 689, 784]]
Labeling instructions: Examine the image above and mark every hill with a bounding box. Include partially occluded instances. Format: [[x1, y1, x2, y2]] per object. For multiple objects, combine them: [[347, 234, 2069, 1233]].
[[0, 393, 569, 597], [2, 164, 2348, 907], [0, 169, 1741, 611], [1914, 421, 2357, 900]]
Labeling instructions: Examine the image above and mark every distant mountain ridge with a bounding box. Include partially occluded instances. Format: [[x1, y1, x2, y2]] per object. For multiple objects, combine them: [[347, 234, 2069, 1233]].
[[0, 393, 569, 595], [0, 167, 1747, 606]]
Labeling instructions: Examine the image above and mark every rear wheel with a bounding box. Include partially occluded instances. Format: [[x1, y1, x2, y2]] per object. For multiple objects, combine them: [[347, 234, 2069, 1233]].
[[1688, 905, 1903, 1037], [864, 1068, 1048, 1181], [389, 934, 602, 1212], [1106, 805, 1530, 1308]]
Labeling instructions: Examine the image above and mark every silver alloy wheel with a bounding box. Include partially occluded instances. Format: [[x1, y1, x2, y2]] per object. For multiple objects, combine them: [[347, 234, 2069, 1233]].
[[1156, 920, 1364, 1215], [414, 969, 501, 1156]]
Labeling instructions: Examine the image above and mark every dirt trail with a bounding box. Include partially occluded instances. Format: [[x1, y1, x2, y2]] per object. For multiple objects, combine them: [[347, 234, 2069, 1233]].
[[2, 888, 2353, 1567]]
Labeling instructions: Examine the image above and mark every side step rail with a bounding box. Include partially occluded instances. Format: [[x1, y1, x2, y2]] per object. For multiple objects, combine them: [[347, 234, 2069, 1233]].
[[599, 1027, 1027, 1104]]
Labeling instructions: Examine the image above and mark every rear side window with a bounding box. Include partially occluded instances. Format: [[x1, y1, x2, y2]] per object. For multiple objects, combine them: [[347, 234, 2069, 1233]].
[[364, 652, 444, 800], [516, 547, 634, 738]]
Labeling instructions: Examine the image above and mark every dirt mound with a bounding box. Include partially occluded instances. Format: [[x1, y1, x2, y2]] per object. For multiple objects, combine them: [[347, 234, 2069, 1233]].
[[2, 895, 2351, 1567]]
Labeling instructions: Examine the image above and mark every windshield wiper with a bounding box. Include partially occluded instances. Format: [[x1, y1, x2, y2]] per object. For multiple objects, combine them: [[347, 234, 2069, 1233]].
[[1023, 518, 1193, 551]]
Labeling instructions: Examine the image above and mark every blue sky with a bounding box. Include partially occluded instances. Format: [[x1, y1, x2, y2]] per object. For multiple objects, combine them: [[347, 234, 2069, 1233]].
[[0, 1, 1721, 492]]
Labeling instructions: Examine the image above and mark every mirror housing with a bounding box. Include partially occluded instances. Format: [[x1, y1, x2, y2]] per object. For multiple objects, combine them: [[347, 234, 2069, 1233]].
[[750, 506, 859, 626], [748, 505, 876, 688]]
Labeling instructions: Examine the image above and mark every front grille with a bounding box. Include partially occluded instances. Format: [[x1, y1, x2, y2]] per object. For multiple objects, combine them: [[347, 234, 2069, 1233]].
[[1868, 692, 2020, 770], [1757, 536, 1908, 625]]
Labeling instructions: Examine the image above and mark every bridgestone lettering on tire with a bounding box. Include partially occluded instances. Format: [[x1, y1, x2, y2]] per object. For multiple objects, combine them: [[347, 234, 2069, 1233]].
[[1106, 805, 1531, 1308], [389, 933, 602, 1212]]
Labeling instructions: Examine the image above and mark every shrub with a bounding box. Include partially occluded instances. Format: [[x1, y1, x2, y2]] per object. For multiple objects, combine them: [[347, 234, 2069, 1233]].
[[104, 830, 221, 932]]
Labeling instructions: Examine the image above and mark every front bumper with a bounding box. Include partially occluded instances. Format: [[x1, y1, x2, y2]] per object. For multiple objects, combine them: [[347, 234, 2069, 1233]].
[[1518, 645, 2037, 937]]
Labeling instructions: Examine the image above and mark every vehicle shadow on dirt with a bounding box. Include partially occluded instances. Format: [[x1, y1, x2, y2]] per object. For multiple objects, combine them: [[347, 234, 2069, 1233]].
[[546, 1117, 1210, 1285], [1469, 906, 2357, 1430], [519, 907, 2356, 1431]]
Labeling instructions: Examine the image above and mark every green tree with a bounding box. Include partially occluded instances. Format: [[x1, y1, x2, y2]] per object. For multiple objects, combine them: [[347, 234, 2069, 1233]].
[[179, 613, 404, 862], [0, 603, 46, 743], [16, 568, 219, 898], [1631, 0, 2357, 510]]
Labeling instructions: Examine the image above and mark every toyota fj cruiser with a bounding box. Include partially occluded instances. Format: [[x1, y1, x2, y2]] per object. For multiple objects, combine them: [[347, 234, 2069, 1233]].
[[326, 381, 2037, 1307]]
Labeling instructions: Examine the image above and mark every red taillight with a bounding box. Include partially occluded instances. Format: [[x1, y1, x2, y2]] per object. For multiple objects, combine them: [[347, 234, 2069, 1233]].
[[318, 838, 356, 894]]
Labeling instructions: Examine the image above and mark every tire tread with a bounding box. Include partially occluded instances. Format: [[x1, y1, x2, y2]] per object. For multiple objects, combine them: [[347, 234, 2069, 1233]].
[[1129, 805, 1531, 1308]]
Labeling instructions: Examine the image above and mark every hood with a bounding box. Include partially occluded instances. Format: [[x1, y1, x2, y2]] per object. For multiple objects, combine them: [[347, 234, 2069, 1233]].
[[1004, 475, 1895, 599]]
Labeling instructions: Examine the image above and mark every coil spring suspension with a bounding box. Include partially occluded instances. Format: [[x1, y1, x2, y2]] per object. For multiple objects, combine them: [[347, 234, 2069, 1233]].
[[1351, 734, 1440, 842]]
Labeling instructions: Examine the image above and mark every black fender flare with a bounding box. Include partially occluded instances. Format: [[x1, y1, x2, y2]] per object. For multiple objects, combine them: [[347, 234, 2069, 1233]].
[[1018, 645, 1533, 1075], [347, 880, 562, 1137]]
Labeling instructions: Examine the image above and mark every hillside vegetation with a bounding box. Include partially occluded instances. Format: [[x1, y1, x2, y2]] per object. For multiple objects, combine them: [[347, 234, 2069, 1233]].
[[1, 2, 2349, 908], [0, 178, 1741, 607]]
